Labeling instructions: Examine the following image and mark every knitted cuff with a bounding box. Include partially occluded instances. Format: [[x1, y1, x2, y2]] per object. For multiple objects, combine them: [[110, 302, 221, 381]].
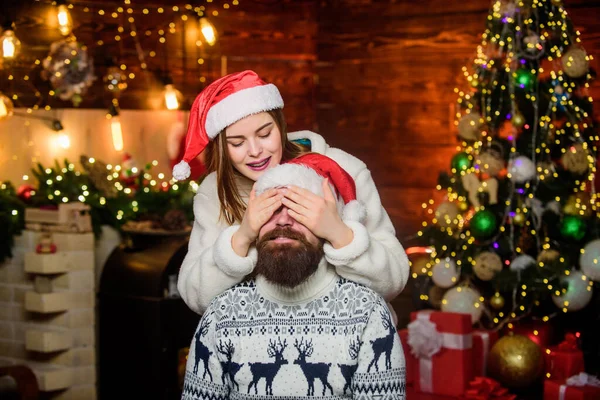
[[213, 225, 257, 277], [323, 220, 370, 266]]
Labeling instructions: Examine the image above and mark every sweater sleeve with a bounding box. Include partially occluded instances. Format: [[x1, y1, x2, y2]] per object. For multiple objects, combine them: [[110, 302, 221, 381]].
[[323, 148, 410, 301], [182, 309, 231, 398], [178, 174, 257, 315], [352, 300, 406, 398]]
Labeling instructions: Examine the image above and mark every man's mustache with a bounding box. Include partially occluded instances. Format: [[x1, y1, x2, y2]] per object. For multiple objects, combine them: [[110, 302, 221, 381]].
[[257, 227, 308, 247]]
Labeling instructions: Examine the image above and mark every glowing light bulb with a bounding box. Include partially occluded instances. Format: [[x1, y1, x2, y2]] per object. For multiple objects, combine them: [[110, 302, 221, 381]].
[[199, 17, 217, 46], [57, 4, 73, 36], [164, 84, 182, 110], [1, 29, 21, 59], [111, 117, 124, 151], [0, 92, 14, 120], [57, 133, 71, 149]]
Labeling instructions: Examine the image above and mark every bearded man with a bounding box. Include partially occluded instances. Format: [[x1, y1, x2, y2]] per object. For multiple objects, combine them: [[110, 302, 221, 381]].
[[182, 154, 406, 399]]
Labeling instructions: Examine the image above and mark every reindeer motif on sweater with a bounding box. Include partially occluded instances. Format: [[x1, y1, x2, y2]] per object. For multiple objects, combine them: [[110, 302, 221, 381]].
[[182, 277, 406, 399]]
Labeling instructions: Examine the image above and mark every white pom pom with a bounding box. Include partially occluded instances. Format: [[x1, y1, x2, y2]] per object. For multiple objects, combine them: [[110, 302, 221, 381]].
[[342, 200, 366, 223], [172, 160, 191, 181]]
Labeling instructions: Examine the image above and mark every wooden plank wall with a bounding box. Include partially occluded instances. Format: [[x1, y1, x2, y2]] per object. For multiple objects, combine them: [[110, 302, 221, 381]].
[[315, 0, 600, 241]]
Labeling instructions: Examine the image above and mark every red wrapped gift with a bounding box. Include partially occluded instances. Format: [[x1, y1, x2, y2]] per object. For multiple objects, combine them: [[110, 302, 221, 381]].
[[473, 329, 499, 377], [398, 329, 415, 385], [506, 320, 553, 348], [545, 333, 585, 381], [408, 310, 474, 397], [465, 377, 516, 400], [544, 374, 600, 400]]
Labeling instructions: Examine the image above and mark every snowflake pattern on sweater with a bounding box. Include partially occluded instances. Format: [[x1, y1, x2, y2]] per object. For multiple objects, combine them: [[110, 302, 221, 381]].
[[182, 277, 406, 399]]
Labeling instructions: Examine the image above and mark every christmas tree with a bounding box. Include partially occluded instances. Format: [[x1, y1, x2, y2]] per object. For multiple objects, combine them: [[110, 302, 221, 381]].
[[415, 0, 599, 341]]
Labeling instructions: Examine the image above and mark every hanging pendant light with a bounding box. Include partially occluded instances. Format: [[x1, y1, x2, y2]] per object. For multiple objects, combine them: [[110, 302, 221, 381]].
[[108, 103, 124, 152], [1, 24, 21, 60], [56, 0, 73, 36], [0, 92, 14, 120], [199, 16, 217, 46], [52, 120, 71, 149]]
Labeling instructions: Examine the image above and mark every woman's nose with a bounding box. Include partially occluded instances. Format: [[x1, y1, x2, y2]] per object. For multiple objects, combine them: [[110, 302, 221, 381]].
[[247, 138, 262, 156]]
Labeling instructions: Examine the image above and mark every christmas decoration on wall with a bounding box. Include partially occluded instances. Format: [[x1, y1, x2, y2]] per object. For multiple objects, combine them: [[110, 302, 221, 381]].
[[41, 39, 96, 106], [487, 335, 544, 389], [413, 0, 599, 333]]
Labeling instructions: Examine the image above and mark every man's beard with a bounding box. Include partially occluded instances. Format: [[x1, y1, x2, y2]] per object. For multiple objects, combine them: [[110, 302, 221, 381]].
[[255, 227, 324, 288]]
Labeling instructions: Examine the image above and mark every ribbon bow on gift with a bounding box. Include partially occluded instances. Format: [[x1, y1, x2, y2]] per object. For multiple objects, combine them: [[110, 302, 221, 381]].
[[461, 173, 499, 208], [566, 373, 600, 387], [407, 317, 442, 359], [557, 333, 580, 351], [465, 377, 516, 400]]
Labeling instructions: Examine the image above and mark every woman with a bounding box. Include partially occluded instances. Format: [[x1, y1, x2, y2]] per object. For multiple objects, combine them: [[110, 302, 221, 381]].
[[173, 70, 409, 316]]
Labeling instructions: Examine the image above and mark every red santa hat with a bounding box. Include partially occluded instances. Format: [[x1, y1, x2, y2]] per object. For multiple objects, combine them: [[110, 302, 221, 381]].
[[172, 70, 284, 180], [255, 154, 366, 223]]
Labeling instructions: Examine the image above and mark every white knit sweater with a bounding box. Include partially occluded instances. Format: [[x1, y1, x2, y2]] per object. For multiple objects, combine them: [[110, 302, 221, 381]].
[[177, 130, 410, 315], [182, 260, 406, 399]]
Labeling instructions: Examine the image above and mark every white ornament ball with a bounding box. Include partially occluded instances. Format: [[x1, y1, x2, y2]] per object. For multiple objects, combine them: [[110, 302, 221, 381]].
[[508, 156, 536, 183], [441, 286, 483, 324], [510, 254, 536, 271], [580, 239, 600, 281], [552, 270, 593, 311], [431, 258, 459, 289]]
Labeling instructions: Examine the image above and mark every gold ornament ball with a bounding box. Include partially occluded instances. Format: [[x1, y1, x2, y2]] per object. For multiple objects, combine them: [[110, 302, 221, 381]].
[[513, 211, 526, 226], [488, 334, 544, 389], [435, 202, 460, 228], [458, 113, 482, 141], [562, 47, 589, 78], [537, 249, 560, 265], [512, 112, 525, 129], [473, 251, 503, 281], [490, 292, 505, 310], [551, 0, 562, 6], [561, 144, 590, 175], [564, 193, 593, 218], [410, 255, 430, 276], [458, 200, 469, 212]]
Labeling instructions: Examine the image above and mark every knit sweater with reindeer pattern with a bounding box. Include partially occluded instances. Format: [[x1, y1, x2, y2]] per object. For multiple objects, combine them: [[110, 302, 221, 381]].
[[182, 259, 406, 399]]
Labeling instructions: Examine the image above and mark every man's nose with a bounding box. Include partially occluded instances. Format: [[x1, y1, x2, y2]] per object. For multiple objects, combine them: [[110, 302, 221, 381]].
[[275, 207, 294, 226]]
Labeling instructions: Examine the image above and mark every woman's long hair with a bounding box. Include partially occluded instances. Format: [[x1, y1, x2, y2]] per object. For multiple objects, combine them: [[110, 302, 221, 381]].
[[204, 109, 308, 224]]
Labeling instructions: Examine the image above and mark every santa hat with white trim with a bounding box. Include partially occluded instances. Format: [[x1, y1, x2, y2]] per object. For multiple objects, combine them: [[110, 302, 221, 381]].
[[172, 70, 284, 180], [255, 153, 366, 223]]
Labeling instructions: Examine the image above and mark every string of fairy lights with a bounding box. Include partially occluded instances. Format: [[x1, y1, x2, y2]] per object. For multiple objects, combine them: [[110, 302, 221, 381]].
[[0, 1, 232, 219], [412, 0, 597, 330], [0, 0, 238, 151]]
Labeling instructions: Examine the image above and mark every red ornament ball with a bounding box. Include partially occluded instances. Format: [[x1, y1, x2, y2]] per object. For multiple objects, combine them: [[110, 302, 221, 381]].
[[17, 184, 36, 202]]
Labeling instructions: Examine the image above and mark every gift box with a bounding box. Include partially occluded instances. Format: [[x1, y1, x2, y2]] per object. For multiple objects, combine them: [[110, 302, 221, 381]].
[[408, 310, 474, 397], [506, 320, 553, 348], [544, 374, 600, 400], [545, 334, 585, 381], [398, 329, 415, 385], [473, 329, 499, 377]]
